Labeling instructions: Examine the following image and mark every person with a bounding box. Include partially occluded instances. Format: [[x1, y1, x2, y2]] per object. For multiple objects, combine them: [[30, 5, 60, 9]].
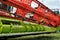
[[9, 6, 17, 17], [0, 2, 2, 9], [25, 12, 34, 21]]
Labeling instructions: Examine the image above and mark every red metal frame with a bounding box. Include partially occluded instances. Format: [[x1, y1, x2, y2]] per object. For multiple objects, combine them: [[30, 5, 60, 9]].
[[0, 0, 60, 27]]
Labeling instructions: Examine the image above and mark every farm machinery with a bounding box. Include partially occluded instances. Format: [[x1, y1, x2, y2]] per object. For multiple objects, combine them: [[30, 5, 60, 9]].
[[0, 0, 59, 36]]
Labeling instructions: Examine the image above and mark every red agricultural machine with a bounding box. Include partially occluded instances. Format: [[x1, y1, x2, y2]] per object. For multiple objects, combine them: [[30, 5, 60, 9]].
[[0, 0, 60, 39], [0, 0, 60, 27]]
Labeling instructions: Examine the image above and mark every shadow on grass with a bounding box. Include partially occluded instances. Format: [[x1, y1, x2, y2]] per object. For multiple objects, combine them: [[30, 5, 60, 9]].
[[8, 36, 60, 40], [22, 36, 58, 40]]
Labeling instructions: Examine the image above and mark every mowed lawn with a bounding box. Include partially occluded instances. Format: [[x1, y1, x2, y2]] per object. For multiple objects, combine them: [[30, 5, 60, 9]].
[[8, 32, 60, 40]]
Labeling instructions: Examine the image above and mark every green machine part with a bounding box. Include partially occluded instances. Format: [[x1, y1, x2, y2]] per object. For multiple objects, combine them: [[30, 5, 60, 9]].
[[35, 24, 45, 31], [10, 23, 27, 33], [25, 24, 32, 32], [41, 26, 56, 32], [40, 25, 45, 31], [2, 25, 11, 33], [56, 26, 60, 31], [35, 24, 43, 32], [10, 25, 26, 33], [0, 27, 2, 33], [30, 24, 37, 32], [0, 18, 57, 33], [0, 21, 3, 33], [0, 22, 11, 33], [23, 23, 39, 32]]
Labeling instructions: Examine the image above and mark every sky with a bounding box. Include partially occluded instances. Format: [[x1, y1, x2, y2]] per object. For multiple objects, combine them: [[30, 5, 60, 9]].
[[38, 0, 60, 12]]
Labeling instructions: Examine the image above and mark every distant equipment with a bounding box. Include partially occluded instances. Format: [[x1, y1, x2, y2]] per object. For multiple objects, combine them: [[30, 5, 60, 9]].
[[52, 9, 59, 14]]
